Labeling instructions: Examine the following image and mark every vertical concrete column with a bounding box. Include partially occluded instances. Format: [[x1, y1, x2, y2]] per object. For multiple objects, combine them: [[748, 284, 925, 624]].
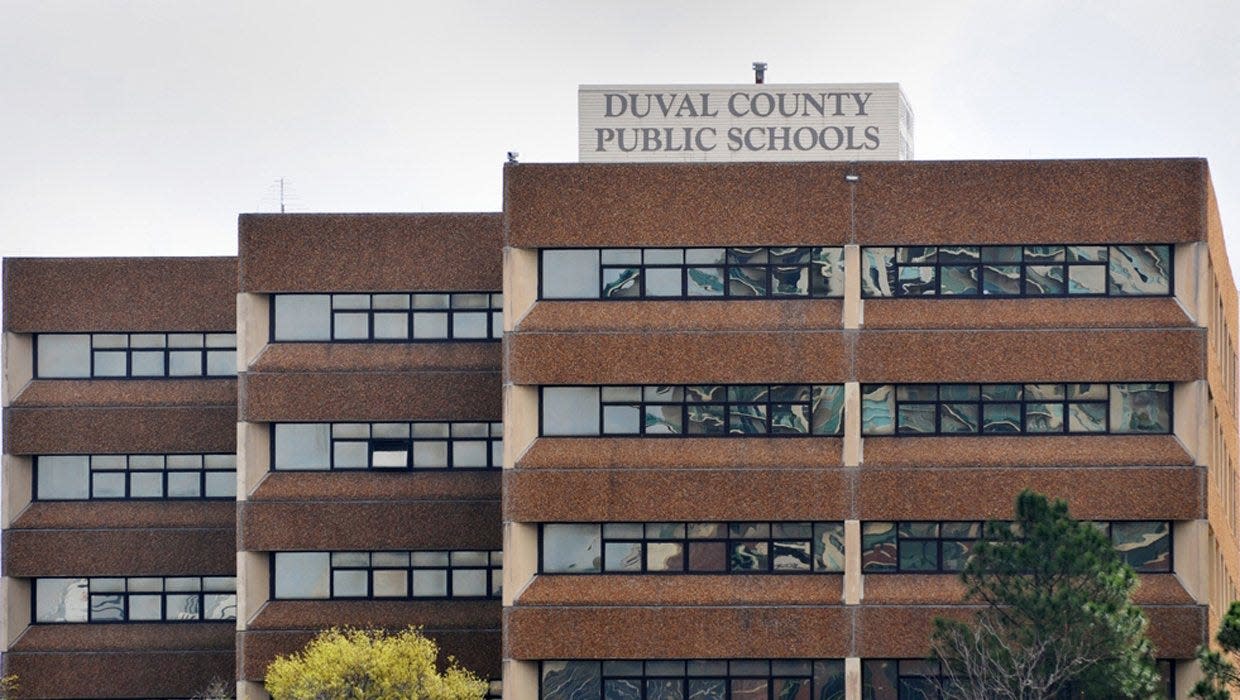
[[1, 332, 32, 406], [842, 245, 862, 330], [237, 550, 270, 630], [1176, 661, 1204, 700], [237, 293, 270, 370], [236, 680, 266, 700], [2, 577, 30, 649], [503, 659, 539, 700], [1173, 520, 1209, 604], [842, 382, 861, 467], [237, 421, 271, 502], [1173, 381, 1208, 466], [1173, 242, 1205, 325], [844, 657, 861, 700], [504, 247, 538, 332], [1, 455, 31, 529], [843, 520, 862, 605], [502, 385, 539, 602]]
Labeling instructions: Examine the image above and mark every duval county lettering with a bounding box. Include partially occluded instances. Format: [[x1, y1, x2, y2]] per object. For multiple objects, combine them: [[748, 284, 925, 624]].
[[592, 91, 880, 154]]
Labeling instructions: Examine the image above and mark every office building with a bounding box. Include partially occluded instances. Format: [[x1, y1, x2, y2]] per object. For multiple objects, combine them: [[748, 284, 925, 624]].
[[0, 80, 1236, 700]]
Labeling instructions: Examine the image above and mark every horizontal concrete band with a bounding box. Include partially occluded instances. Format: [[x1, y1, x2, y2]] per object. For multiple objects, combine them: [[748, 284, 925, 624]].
[[11, 501, 236, 530], [516, 573, 1192, 607], [12, 622, 234, 652], [9, 379, 236, 408], [251, 471, 500, 501], [505, 160, 1206, 247], [239, 213, 502, 292], [3, 649, 235, 698], [3, 257, 237, 333], [250, 342, 501, 373], [239, 627, 500, 680], [518, 298, 1194, 334], [239, 370, 501, 421], [238, 500, 501, 550], [504, 603, 1205, 660], [516, 435, 1190, 470], [505, 466, 1203, 522], [4, 405, 237, 454], [506, 328, 1205, 385], [4, 528, 236, 576]]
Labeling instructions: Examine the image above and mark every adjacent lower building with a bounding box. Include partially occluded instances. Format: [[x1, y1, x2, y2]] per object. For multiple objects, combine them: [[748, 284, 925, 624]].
[[0, 157, 1237, 699]]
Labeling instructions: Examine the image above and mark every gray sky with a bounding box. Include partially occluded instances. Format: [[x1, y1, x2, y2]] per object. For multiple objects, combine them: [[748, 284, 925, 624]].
[[2, 0, 1239, 268]]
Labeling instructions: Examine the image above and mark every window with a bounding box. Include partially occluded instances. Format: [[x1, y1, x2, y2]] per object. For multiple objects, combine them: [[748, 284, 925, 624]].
[[540, 385, 845, 437], [540, 522, 845, 574], [540, 247, 845, 300], [861, 244, 1172, 297], [34, 576, 235, 623], [861, 659, 1176, 699], [271, 292, 503, 342], [860, 383, 1171, 436], [860, 521, 1171, 574], [540, 660, 845, 700], [272, 550, 502, 600], [33, 454, 236, 500], [34, 333, 236, 378], [272, 422, 502, 470]]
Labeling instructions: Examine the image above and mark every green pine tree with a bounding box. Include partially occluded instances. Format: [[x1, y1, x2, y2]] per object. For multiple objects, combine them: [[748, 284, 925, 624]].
[[930, 490, 1161, 699], [1190, 601, 1240, 699]]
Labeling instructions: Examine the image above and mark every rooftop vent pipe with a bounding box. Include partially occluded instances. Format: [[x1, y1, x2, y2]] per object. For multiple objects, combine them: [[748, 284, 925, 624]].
[[753, 62, 767, 84]]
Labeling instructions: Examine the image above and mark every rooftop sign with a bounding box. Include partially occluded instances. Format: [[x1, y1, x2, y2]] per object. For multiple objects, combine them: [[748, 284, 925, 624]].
[[578, 83, 912, 163]]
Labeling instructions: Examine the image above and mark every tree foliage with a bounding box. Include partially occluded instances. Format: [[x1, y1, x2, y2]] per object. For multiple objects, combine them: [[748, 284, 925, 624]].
[[264, 627, 487, 700], [1190, 601, 1240, 699], [930, 490, 1161, 700]]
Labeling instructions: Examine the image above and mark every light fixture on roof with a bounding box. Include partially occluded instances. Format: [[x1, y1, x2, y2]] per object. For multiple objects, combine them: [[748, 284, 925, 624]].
[[507, 151, 520, 164]]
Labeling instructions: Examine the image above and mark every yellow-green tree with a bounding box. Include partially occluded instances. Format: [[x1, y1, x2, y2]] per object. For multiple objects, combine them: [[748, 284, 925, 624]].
[[264, 627, 486, 700]]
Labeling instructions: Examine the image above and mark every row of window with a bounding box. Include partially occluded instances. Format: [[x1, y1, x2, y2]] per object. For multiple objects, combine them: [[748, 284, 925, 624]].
[[541, 660, 844, 700], [862, 244, 1173, 297], [272, 293, 503, 342], [34, 576, 236, 623], [536, 244, 1174, 301], [539, 660, 1175, 700], [538, 521, 1171, 576], [862, 383, 1172, 435], [540, 247, 846, 300], [542, 385, 844, 437], [540, 383, 1172, 437], [273, 422, 503, 471], [272, 550, 503, 600], [541, 522, 845, 574], [861, 521, 1171, 574], [34, 454, 236, 501], [34, 333, 236, 379]]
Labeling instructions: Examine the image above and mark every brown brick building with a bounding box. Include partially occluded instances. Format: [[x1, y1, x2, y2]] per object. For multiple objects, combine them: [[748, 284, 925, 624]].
[[1, 158, 1238, 699]]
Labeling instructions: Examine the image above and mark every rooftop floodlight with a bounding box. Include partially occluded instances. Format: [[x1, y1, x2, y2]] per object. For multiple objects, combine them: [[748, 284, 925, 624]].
[[507, 151, 520, 164]]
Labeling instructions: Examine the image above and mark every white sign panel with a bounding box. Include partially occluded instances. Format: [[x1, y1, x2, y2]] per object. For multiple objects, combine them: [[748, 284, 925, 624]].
[[579, 83, 912, 163]]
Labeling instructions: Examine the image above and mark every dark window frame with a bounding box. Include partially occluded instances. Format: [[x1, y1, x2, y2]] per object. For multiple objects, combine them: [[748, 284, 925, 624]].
[[269, 550, 503, 601], [538, 659, 847, 700], [269, 420, 503, 471], [31, 453, 237, 502], [537, 521, 846, 575], [269, 292, 503, 343], [538, 384, 846, 438], [860, 382, 1173, 437], [860, 244, 1175, 299], [32, 332, 236, 380], [31, 575, 236, 624], [538, 246, 846, 301], [860, 520, 1174, 574]]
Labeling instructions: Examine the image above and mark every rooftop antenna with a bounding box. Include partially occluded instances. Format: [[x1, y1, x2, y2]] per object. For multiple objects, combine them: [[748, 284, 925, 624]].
[[279, 177, 286, 213], [753, 61, 767, 85]]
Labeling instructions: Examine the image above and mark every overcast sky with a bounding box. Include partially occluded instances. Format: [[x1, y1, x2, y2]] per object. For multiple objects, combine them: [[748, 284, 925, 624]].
[[2, 0, 1238, 268]]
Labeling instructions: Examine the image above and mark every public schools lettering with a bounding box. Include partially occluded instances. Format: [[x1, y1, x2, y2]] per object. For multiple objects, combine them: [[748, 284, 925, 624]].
[[594, 91, 880, 154]]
